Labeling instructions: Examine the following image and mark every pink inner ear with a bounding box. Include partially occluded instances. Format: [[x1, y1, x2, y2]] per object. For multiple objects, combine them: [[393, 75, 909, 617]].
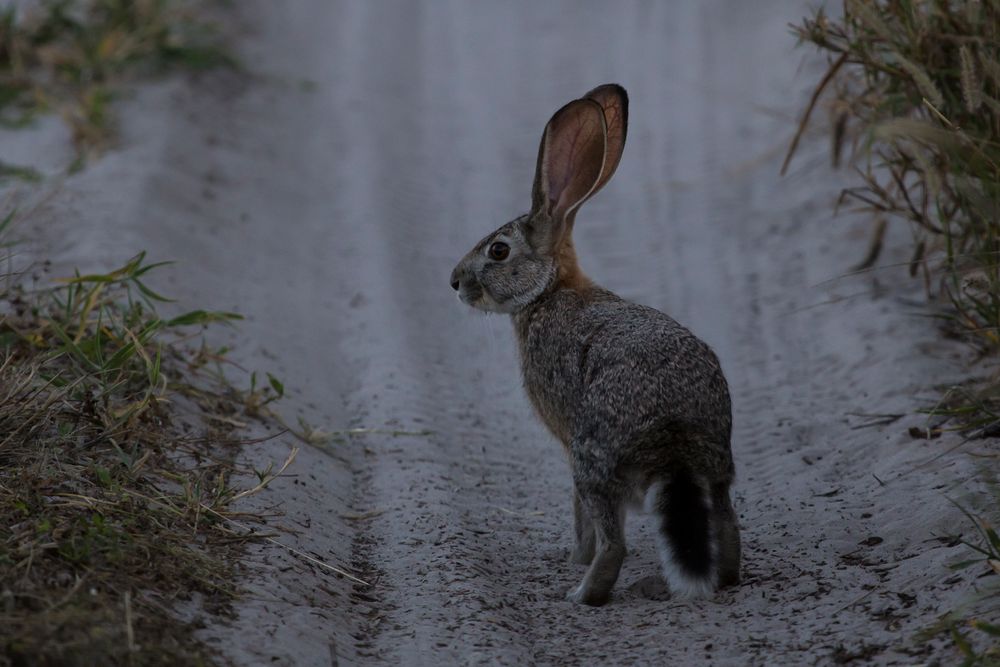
[[544, 101, 606, 220], [547, 131, 587, 207]]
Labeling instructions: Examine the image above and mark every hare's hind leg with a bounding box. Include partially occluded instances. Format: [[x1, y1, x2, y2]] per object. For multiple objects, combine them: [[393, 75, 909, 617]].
[[570, 489, 596, 565], [565, 482, 626, 606], [712, 482, 741, 587], [651, 470, 715, 599]]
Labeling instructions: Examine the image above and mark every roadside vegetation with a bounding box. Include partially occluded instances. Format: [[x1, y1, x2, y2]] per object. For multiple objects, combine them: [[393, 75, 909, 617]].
[[0, 0, 232, 167], [0, 2, 287, 664], [0, 217, 293, 664], [787, 0, 999, 661]]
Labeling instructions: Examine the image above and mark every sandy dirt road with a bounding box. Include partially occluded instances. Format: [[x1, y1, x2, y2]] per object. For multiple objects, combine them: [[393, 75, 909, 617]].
[[8, 0, 993, 665]]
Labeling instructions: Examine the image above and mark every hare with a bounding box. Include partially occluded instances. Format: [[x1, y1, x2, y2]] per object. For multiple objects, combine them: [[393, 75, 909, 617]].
[[449, 84, 740, 606]]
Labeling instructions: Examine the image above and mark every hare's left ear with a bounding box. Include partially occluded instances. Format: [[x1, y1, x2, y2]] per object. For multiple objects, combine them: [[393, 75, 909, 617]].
[[583, 84, 628, 196]]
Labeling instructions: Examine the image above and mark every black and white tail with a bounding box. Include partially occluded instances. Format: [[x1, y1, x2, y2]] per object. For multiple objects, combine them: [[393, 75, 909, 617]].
[[649, 470, 740, 598]]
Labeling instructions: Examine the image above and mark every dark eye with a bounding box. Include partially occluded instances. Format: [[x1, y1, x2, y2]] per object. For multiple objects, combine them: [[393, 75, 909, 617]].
[[488, 241, 510, 261]]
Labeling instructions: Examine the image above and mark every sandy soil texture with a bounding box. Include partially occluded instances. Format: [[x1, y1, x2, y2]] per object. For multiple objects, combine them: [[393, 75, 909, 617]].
[[5, 1, 996, 665]]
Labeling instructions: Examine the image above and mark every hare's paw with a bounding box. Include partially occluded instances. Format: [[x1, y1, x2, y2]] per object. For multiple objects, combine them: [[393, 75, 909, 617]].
[[565, 582, 610, 607]]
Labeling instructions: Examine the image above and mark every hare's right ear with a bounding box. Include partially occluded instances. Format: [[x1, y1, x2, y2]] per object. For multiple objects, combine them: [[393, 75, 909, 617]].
[[529, 98, 607, 239]]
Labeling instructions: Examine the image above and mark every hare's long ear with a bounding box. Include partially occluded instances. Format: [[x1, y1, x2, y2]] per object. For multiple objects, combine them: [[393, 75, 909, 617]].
[[583, 84, 628, 195], [530, 98, 607, 232]]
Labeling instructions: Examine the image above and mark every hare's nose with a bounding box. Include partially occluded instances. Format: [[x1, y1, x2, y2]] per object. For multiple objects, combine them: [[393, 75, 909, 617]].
[[449, 266, 463, 291], [450, 278, 460, 291]]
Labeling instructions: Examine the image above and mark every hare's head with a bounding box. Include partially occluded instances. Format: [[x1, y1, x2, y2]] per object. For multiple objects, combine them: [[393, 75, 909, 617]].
[[450, 84, 628, 314]]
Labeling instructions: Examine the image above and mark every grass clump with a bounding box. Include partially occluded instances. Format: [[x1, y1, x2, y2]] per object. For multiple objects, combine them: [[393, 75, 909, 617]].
[[787, 1, 1000, 433], [0, 0, 232, 162], [0, 222, 286, 665]]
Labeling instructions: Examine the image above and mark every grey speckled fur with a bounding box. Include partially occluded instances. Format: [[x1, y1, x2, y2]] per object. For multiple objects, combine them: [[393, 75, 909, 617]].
[[450, 84, 740, 606]]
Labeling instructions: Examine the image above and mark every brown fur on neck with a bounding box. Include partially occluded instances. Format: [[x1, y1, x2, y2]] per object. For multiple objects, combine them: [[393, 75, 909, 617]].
[[555, 235, 592, 291], [554, 213, 592, 291]]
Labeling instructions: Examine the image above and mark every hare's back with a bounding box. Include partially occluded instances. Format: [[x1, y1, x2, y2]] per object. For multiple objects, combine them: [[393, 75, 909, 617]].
[[515, 287, 731, 452], [578, 295, 731, 442]]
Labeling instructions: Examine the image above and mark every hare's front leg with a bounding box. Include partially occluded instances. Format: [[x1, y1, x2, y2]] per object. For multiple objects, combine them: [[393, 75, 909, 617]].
[[570, 489, 596, 565], [566, 483, 626, 606]]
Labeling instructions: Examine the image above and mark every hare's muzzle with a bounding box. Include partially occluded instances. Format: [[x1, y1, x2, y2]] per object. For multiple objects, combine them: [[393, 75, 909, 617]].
[[450, 264, 485, 308], [450, 264, 471, 293]]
